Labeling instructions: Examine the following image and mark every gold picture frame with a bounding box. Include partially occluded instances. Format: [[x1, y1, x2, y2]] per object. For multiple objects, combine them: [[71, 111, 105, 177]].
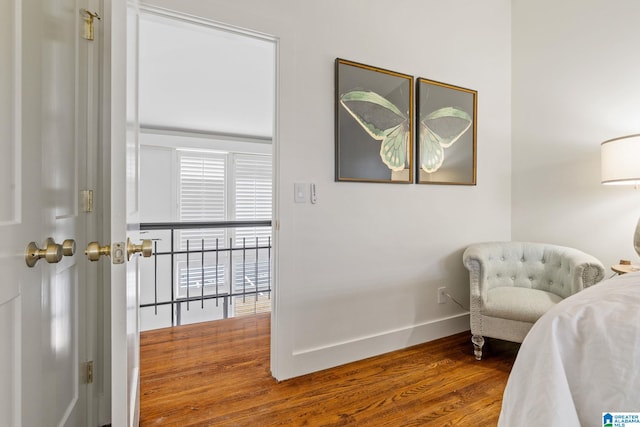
[[416, 77, 477, 185], [335, 58, 414, 183]]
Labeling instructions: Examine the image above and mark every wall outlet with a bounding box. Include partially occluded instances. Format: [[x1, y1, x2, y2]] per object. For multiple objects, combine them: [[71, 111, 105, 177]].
[[437, 287, 448, 304]]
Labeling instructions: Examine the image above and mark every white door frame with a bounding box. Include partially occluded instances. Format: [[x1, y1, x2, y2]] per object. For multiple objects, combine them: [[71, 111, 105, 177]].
[[133, 4, 281, 379]]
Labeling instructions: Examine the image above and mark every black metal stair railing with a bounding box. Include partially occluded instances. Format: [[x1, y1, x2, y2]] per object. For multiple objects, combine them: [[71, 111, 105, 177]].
[[139, 220, 272, 328]]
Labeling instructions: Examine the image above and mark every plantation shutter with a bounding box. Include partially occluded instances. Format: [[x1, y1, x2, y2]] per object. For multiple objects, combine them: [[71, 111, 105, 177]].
[[233, 153, 272, 244], [232, 154, 272, 292], [178, 153, 227, 249]]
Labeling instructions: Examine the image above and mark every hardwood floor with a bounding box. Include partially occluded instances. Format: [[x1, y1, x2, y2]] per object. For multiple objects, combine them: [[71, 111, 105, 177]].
[[140, 314, 519, 426]]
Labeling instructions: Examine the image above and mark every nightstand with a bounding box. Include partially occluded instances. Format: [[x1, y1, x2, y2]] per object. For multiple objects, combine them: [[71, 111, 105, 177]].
[[611, 264, 640, 275]]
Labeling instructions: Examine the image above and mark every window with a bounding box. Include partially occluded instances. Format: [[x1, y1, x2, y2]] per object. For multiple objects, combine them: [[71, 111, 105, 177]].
[[233, 153, 272, 245], [178, 153, 226, 249], [176, 150, 272, 300], [231, 154, 272, 295]]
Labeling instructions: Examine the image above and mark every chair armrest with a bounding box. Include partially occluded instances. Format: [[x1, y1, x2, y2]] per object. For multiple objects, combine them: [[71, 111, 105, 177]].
[[559, 248, 605, 294], [462, 244, 495, 308]]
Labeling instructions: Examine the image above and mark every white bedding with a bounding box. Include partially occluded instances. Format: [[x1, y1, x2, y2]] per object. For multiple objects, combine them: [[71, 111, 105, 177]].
[[498, 271, 640, 427]]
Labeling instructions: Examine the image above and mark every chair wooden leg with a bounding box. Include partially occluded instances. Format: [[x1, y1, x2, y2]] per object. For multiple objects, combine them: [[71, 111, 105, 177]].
[[472, 334, 485, 360]]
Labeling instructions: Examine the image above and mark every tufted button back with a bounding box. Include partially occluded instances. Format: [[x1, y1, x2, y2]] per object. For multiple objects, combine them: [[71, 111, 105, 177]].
[[462, 242, 604, 299]]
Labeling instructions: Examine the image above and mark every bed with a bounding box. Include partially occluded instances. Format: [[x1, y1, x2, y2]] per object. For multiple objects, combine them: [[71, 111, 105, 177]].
[[498, 271, 640, 427]]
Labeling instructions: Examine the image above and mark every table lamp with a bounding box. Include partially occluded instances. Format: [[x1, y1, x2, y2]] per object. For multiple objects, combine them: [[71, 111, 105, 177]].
[[601, 134, 640, 185], [601, 134, 640, 256]]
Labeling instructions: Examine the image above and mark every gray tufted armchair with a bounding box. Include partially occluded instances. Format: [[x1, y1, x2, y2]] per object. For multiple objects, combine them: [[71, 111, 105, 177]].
[[462, 242, 605, 360]]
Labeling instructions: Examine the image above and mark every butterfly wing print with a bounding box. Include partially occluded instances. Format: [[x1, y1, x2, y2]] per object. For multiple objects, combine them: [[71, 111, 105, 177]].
[[340, 90, 409, 172], [419, 106, 472, 173]]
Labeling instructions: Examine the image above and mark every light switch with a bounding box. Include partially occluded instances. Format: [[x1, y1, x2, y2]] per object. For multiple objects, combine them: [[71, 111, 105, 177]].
[[310, 183, 317, 204], [294, 183, 307, 203]]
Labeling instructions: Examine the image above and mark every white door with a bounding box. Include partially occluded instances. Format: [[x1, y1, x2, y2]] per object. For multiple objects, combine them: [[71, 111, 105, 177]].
[[102, 0, 143, 425], [0, 0, 93, 426]]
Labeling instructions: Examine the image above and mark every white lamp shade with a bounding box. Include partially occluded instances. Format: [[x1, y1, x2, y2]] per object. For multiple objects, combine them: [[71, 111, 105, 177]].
[[601, 134, 640, 185]]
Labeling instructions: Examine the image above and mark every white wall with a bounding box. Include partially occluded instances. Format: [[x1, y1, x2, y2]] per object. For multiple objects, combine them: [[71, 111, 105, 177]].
[[142, 0, 512, 380], [512, 0, 640, 269], [139, 145, 175, 331]]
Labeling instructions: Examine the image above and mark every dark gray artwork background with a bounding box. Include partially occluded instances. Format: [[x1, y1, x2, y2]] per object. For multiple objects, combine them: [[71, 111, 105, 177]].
[[336, 61, 411, 182]]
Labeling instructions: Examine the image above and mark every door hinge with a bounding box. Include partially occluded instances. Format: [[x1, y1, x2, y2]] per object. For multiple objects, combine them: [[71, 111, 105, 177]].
[[82, 189, 94, 213], [80, 9, 101, 41], [84, 361, 94, 384]]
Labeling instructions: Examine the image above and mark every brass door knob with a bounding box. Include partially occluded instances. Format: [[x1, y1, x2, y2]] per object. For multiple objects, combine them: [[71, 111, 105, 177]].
[[85, 241, 111, 262], [127, 238, 152, 260], [25, 238, 76, 267]]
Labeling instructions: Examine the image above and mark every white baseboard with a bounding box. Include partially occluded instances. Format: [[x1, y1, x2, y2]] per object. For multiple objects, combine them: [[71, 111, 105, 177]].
[[279, 313, 470, 380]]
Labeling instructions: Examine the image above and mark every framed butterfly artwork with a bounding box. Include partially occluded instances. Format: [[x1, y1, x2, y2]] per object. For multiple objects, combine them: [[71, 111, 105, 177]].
[[335, 58, 414, 183], [416, 78, 477, 185]]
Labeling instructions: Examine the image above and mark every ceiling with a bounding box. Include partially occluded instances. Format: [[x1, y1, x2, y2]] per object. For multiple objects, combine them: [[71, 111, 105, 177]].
[[139, 13, 275, 139]]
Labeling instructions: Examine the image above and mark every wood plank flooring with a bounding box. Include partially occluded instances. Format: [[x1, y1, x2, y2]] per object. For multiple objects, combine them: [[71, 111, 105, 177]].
[[140, 314, 519, 426]]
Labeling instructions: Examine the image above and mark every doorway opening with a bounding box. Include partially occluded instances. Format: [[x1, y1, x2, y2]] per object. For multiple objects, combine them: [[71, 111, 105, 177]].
[[136, 8, 277, 331]]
